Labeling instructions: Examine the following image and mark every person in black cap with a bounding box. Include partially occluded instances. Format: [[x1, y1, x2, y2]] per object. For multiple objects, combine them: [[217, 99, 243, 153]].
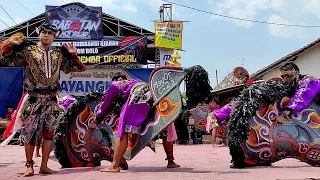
[[0, 23, 86, 177]]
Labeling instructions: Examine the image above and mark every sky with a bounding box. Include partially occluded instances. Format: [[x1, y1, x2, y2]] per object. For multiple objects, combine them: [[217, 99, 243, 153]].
[[1, 0, 320, 86]]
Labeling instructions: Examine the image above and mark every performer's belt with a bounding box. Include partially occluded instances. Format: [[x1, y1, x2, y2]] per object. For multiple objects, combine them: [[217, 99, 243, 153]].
[[28, 91, 57, 98]]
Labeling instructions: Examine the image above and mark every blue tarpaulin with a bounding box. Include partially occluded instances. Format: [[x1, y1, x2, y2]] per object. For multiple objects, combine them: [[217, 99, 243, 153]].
[[125, 68, 153, 82], [0, 67, 23, 118], [0, 67, 153, 118]]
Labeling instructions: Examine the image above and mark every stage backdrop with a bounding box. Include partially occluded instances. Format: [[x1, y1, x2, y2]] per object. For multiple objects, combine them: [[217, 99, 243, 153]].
[[0, 68, 23, 118], [59, 68, 153, 96]]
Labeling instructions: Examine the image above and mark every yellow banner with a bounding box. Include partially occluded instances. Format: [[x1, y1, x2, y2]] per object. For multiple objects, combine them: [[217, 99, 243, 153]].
[[154, 21, 183, 50]]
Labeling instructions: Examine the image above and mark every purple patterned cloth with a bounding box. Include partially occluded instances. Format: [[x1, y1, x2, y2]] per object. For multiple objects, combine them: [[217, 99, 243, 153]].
[[286, 75, 320, 114], [58, 95, 76, 110], [213, 104, 232, 125], [206, 104, 232, 132], [96, 79, 153, 139]]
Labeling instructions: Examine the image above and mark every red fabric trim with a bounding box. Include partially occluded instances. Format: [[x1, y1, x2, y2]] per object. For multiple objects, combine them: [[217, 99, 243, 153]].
[[2, 93, 27, 140], [0, 46, 12, 64], [42, 131, 54, 138], [2, 46, 13, 54]]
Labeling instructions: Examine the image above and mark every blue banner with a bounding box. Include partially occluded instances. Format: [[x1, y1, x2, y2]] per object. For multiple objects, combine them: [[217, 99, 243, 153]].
[[58, 68, 153, 95], [125, 68, 153, 82], [0, 67, 153, 117], [45, 3, 103, 39], [0, 68, 23, 118]]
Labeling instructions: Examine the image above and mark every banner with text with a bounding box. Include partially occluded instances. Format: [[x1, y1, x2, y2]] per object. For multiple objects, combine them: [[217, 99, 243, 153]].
[[59, 68, 153, 96], [154, 21, 183, 50], [45, 3, 103, 39], [51, 36, 148, 65], [159, 49, 173, 66]]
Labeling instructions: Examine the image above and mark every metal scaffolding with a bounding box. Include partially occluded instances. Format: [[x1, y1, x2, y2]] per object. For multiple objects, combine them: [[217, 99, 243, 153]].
[[159, 4, 173, 21]]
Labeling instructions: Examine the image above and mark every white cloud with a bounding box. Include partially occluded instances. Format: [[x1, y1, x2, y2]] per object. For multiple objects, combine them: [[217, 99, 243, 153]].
[[57, 0, 120, 9], [268, 15, 304, 38], [139, 0, 163, 11], [56, 0, 191, 19], [123, 3, 137, 13], [57, 0, 141, 12], [303, 0, 320, 19], [210, 0, 270, 28], [208, 0, 320, 38]]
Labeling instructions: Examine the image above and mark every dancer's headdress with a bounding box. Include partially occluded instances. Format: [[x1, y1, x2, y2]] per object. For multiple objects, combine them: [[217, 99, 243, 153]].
[[37, 23, 57, 35]]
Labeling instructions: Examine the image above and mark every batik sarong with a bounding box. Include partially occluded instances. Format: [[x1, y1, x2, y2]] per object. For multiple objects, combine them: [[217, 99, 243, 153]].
[[19, 93, 63, 145]]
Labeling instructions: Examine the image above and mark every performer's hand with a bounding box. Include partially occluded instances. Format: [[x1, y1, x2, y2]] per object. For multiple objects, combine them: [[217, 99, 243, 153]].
[[63, 43, 77, 54], [8, 36, 25, 47], [88, 121, 97, 129]]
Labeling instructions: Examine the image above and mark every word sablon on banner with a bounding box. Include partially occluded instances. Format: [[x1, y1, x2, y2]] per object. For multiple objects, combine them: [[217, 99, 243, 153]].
[[155, 21, 183, 50]]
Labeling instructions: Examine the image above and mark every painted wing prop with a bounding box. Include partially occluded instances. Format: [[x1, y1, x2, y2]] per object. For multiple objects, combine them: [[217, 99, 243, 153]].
[[190, 106, 210, 132], [243, 97, 320, 167], [123, 66, 186, 160], [228, 80, 320, 168], [54, 93, 117, 168]]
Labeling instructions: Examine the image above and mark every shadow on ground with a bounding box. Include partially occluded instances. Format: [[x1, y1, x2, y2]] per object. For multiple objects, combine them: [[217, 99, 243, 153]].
[[128, 166, 211, 173]]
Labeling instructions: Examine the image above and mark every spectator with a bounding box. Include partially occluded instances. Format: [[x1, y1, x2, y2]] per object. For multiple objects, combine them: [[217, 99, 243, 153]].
[[5, 105, 14, 121]]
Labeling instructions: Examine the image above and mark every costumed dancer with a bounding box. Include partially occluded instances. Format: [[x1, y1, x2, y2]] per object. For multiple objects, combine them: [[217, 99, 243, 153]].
[[89, 65, 212, 172], [89, 72, 180, 172], [275, 62, 320, 123], [206, 103, 232, 147], [0, 24, 86, 176], [206, 73, 255, 147], [228, 61, 318, 168]]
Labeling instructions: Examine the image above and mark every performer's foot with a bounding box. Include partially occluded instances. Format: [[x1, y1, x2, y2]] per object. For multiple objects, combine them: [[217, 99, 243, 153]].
[[166, 157, 181, 168], [100, 165, 120, 172], [119, 157, 128, 170], [230, 163, 243, 169], [167, 161, 181, 168], [39, 166, 55, 174], [23, 161, 34, 177], [212, 143, 217, 148]]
